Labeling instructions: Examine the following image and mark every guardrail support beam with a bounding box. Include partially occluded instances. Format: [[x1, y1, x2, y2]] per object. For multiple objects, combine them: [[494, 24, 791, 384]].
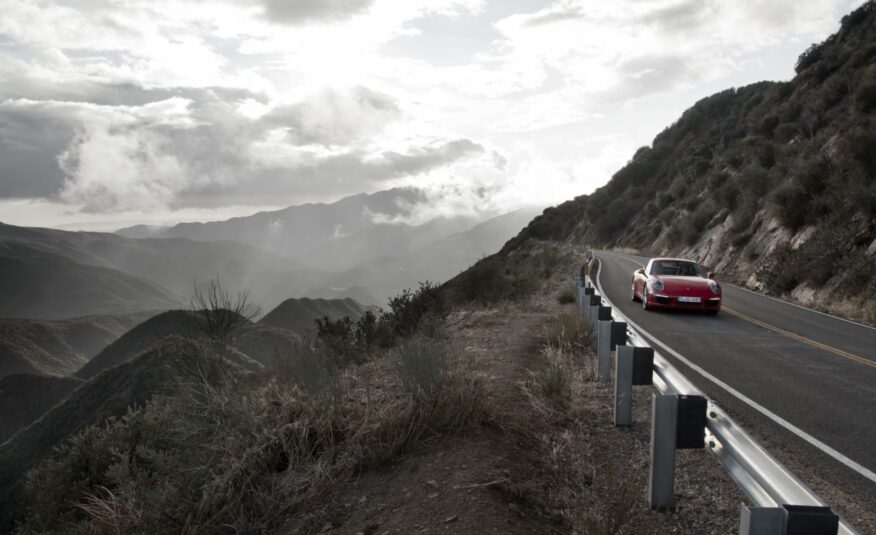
[[597, 320, 612, 381], [614, 345, 634, 424], [588, 305, 599, 333], [739, 505, 786, 535], [649, 394, 677, 510]]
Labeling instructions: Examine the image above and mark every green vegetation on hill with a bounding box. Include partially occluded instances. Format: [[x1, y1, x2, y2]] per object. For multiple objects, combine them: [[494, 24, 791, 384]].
[[0, 337, 204, 530], [10, 282, 482, 533], [75, 309, 303, 380], [0, 312, 154, 379], [509, 2, 876, 321]]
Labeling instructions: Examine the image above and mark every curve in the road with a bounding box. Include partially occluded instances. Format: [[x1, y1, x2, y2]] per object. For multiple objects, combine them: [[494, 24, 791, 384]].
[[594, 250, 876, 486]]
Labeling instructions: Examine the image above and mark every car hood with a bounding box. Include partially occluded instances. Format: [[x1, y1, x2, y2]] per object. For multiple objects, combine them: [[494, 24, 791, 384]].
[[653, 276, 713, 293]]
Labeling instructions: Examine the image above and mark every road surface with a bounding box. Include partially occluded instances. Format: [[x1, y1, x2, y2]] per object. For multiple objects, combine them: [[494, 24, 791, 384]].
[[594, 250, 876, 498]]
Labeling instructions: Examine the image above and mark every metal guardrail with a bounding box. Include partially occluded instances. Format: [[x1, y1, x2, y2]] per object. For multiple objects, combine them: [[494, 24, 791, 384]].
[[575, 255, 860, 535]]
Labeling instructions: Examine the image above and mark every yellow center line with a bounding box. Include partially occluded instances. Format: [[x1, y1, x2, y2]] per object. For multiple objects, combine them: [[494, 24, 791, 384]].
[[613, 253, 876, 370], [723, 306, 876, 370]]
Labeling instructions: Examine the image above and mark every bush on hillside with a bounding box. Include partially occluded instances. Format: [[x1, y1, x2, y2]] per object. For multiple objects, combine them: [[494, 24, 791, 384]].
[[21, 332, 486, 534], [773, 181, 812, 231], [557, 287, 576, 304], [315, 283, 446, 361]]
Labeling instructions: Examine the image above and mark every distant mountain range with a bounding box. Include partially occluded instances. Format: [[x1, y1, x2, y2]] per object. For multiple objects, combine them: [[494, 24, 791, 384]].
[[324, 208, 542, 300], [1, 188, 540, 319], [118, 188, 479, 272]]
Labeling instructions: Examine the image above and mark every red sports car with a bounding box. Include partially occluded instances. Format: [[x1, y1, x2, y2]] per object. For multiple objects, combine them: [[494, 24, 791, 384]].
[[631, 258, 721, 314]]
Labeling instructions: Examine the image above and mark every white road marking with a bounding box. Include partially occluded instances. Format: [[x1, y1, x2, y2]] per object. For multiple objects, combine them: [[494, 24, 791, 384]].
[[595, 252, 876, 485]]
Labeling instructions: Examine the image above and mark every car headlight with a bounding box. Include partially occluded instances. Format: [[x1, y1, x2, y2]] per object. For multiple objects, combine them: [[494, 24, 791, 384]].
[[650, 278, 664, 291], [709, 281, 721, 294]]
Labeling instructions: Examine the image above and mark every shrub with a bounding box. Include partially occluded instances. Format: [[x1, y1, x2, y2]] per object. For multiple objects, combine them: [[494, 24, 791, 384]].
[[730, 194, 759, 233], [316, 310, 393, 362], [759, 115, 780, 138], [773, 181, 812, 231], [22, 338, 486, 534], [534, 312, 591, 356], [384, 282, 445, 338], [854, 81, 876, 113], [757, 244, 800, 294], [531, 348, 572, 410], [655, 191, 673, 208], [795, 42, 824, 74], [395, 337, 456, 400], [316, 284, 446, 359], [557, 287, 576, 304]]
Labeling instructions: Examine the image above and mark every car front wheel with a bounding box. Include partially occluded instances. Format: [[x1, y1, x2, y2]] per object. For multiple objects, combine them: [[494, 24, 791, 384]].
[[631, 280, 639, 302], [642, 285, 651, 311]]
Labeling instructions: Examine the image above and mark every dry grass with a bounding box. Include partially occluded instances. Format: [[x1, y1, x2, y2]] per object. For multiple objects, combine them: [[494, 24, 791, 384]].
[[21, 333, 488, 534], [557, 286, 576, 304], [532, 311, 592, 356], [530, 347, 573, 411]]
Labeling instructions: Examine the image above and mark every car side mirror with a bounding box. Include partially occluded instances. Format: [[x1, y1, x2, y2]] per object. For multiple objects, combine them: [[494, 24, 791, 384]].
[[707, 271, 716, 279], [636, 268, 645, 275]]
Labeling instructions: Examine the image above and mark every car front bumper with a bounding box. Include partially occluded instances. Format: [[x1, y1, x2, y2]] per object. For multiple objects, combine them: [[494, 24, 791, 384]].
[[648, 293, 721, 311]]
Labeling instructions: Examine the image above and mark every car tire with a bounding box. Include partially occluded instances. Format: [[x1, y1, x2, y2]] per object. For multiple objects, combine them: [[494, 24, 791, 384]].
[[631, 280, 639, 302], [642, 284, 651, 311]]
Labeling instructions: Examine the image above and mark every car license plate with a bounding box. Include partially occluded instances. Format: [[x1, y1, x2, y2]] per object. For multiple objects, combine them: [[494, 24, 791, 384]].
[[678, 296, 701, 303]]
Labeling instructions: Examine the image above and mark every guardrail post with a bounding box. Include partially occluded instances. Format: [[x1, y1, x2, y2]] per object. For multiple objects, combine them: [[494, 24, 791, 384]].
[[598, 320, 626, 382], [784, 505, 839, 535], [649, 394, 678, 510], [597, 320, 611, 380], [739, 504, 839, 535], [578, 287, 594, 319], [587, 304, 599, 332], [615, 346, 634, 424], [614, 345, 654, 424], [588, 302, 606, 333], [590, 306, 611, 349], [739, 505, 786, 535]]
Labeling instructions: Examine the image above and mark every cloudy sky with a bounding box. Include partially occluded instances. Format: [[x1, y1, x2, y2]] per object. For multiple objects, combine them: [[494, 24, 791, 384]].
[[0, 0, 860, 230]]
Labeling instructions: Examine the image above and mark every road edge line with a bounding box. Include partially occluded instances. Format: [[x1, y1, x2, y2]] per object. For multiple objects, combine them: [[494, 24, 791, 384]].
[[596, 252, 876, 486]]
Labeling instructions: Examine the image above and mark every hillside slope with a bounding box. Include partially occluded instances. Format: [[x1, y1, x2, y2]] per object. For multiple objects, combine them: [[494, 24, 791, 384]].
[[76, 310, 302, 380], [0, 312, 154, 379], [0, 245, 176, 321], [0, 337, 200, 531], [0, 374, 83, 444], [0, 222, 325, 316], [258, 297, 366, 334], [508, 2, 876, 323]]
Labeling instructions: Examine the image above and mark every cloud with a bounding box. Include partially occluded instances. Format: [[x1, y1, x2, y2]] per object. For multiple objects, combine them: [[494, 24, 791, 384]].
[[0, 0, 861, 230], [0, 84, 483, 212], [0, 101, 73, 198], [638, 1, 711, 32], [261, 87, 400, 145], [262, 0, 374, 23], [521, 3, 586, 27]]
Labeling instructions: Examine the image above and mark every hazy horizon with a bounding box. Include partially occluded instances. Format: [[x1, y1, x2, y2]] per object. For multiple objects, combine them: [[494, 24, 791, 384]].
[[0, 0, 861, 231]]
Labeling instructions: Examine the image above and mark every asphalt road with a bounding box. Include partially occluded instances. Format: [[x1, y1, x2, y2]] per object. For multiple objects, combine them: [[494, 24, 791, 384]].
[[594, 250, 876, 488]]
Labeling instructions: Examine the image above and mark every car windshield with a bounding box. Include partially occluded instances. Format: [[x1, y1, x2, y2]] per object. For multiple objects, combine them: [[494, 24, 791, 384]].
[[649, 260, 705, 277]]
